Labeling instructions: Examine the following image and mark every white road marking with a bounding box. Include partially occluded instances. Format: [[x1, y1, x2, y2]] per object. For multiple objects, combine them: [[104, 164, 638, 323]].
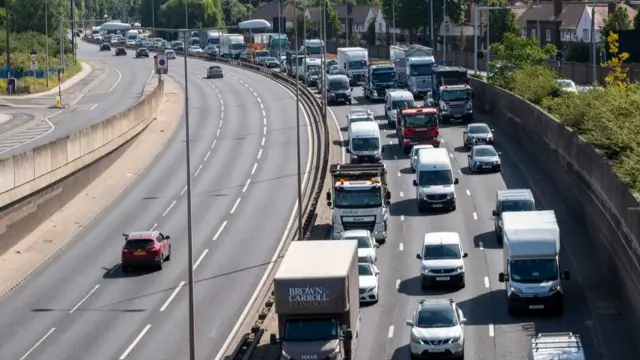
[[466, 189, 471, 196], [263, 127, 267, 135], [119, 324, 151, 359], [194, 164, 203, 177], [399, 243, 404, 251], [257, 149, 263, 159], [261, 137, 265, 146], [19, 328, 56, 360], [262, 110, 266, 117], [397, 171, 401, 177], [159, 282, 185, 312], [327, 107, 345, 163], [194, 249, 209, 270], [89, 103, 98, 110], [162, 200, 177, 217], [221, 111, 224, 119], [473, 212, 478, 220], [400, 215, 405, 221], [258, 98, 262, 103], [449, 153, 454, 158], [69, 285, 100, 314], [263, 118, 267, 125], [213, 221, 227, 240], [108, 65, 122, 92], [211, 139, 217, 148], [395, 279, 401, 290], [251, 163, 258, 174], [389, 140, 392, 144], [394, 155, 398, 159], [216, 129, 220, 137], [205, 151, 211, 161], [230, 198, 242, 214], [484, 276, 490, 288], [180, 186, 187, 196], [488, 324, 495, 337], [388, 326, 395, 338], [479, 241, 484, 250], [242, 179, 251, 192], [150, 223, 158, 231], [400, 191, 404, 197]]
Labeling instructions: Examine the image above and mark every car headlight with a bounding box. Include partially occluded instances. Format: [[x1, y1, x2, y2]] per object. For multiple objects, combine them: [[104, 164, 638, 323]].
[[549, 284, 562, 293], [410, 334, 424, 345], [510, 286, 523, 294], [466, 102, 473, 110], [446, 192, 455, 199], [421, 265, 429, 272], [367, 286, 376, 292], [449, 336, 461, 343], [281, 350, 292, 360], [455, 266, 463, 271]]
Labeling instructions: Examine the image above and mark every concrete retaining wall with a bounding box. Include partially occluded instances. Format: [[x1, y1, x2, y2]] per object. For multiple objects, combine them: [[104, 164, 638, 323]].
[[470, 78, 640, 340]]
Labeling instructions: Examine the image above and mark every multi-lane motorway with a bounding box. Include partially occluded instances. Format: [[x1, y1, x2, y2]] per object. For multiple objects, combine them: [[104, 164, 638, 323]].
[[0, 47, 311, 359], [327, 89, 639, 359]]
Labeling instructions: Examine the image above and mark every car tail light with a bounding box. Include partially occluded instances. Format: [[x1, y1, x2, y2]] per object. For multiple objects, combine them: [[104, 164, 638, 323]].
[[122, 248, 131, 253]]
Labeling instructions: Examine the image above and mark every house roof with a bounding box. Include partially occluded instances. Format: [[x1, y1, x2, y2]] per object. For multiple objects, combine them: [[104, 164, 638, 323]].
[[252, 1, 297, 22], [306, 4, 376, 24], [518, 1, 637, 30]]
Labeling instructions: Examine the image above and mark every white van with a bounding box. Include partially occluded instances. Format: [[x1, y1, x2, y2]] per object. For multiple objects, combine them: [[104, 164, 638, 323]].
[[347, 121, 383, 164], [384, 89, 415, 128], [412, 148, 459, 212], [302, 58, 322, 87]]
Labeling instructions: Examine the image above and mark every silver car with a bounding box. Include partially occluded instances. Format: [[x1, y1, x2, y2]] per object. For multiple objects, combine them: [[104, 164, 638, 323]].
[[341, 230, 379, 263], [467, 145, 501, 173], [406, 298, 466, 359], [409, 145, 434, 172]]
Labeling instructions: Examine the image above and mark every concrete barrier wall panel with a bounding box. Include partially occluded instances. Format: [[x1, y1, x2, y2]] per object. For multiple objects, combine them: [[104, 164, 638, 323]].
[[33, 145, 53, 178], [14, 151, 35, 186], [0, 158, 15, 193]]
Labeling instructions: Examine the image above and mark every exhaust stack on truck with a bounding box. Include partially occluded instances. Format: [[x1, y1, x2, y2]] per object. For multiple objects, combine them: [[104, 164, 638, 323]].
[[270, 240, 360, 360]]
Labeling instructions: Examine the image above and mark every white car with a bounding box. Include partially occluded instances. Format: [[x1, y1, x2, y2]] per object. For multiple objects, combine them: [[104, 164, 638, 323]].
[[342, 230, 379, 263], [556, 79, 577, 93], [188, 46, 203, 54], [349, 108, 374, 119], [126, 39, 136, 45], [164, 50, 176, 60], [409, 145, 434, 172], [415, 232, 468, 288], [94, 34, 102, 41], [406, 298, 466, 359], [358, 262, 379, 303]]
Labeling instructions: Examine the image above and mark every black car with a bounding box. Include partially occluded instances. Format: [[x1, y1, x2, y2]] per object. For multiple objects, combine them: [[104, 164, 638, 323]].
[[467, 145, 501, 173], [136, 48, 150, 58], [462, 123, 494, 149], [115, 47, 127, 56], [100, 43, 111, 51]]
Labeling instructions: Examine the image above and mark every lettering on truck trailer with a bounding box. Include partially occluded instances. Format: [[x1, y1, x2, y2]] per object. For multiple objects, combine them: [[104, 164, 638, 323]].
[[288, 286, 331, 309]]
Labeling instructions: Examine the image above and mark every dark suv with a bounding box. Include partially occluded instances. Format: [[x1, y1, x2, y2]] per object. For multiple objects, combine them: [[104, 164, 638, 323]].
[[115, 47, 127, 56], [100, 43, 111, 51], [136, 48, 150, 58]]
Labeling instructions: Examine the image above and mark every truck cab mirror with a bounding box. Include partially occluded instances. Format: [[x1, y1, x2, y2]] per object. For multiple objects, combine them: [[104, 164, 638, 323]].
[[467, 153, 471, 158], [460, 317, 467, 324], [537, 207, 542, 210], [490, 129, 495, 132], [405, 320, 414, 326], [454, 178, 459, 185], [164, 235, 171, 240], [462, 252, 468, 258], [374, 243, 380, 248], [326, 191, 331, 201], [562, 270, 570, 280], [413, 180, 418, 186], [385, 200, 391, 206], [350, 88, 353, 92], [387, 107, 391, 111], [498, 272, 507, 282], [345, 148, 351, 153], [342, 329, 353, 340], [269, 333, 278, 345], [492, 209, 498, 217], [381, 147, 385, 153], [327, 201, 332, 207], [415, 253, 422, 260], [385, 192, 391, 200]]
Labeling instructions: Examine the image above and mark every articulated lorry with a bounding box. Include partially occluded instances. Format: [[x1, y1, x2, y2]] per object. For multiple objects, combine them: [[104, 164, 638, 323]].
[[337, 47, 368, 85], [389, 45, 433, 86], [326, 164, 390, 242], [530, 332, 585, 360], [363, 62, 397, 101], [270, 240, 360, 360], [498, 211, 570, 315]]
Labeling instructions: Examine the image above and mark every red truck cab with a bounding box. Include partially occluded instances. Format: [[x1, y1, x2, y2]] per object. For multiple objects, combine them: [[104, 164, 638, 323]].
[[396, 106, 440, 154]]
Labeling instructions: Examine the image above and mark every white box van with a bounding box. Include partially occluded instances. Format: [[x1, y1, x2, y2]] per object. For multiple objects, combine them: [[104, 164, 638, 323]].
[[384, 89, 415, 128], [412, 148, 458, 212], [347, 122, 383, 164]]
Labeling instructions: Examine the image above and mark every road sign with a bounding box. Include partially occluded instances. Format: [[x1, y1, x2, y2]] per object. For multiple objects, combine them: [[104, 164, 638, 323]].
[[156, 54, 168, 75]]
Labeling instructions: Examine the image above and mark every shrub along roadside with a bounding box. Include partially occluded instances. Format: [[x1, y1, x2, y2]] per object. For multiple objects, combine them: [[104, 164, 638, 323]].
[[0, 29, 82, 94]]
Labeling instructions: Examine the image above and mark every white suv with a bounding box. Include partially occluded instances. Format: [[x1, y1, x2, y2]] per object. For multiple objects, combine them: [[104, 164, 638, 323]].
[[415, 232, 468, 288], [406, 298, 466, 359]]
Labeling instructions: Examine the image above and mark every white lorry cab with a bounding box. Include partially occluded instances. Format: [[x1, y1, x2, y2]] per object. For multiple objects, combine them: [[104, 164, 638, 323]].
[[304, 39, 325, 59], [407, 56, 436, 97], [302, 57, 322, 87], [347, 122, 383, 164], [413, 148, 458, 212], [384, 89, 415, 128], [530, 332, 585, 360], [219, 34, 245, 58], [498, 211, 570, 315], [337, 47, 369, 85]]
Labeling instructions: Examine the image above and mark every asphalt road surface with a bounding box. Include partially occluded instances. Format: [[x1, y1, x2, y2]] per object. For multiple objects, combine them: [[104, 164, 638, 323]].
[[326, 86, 638, 360], [0, 41, 153, 158], [0, 51, 311, 359]]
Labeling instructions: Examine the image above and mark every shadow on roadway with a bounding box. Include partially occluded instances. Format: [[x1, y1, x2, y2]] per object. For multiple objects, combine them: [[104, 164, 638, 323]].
[[389, 198, 453, 218], [398, 276, 461, 297], [453, 145, 468, 153], [32, 308, 146, 313], [102, 265, 154, 279], [399, 167, 414, 175], [332, 139, 348, 148], [385, 132, 397, 139], [390, 345, 410, 360], [473, 230, 501, 249]]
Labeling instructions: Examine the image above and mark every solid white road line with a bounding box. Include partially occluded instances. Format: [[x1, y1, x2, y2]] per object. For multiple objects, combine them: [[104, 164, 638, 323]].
[[242, 179, 251, 193], [119, 324, 151, 359], [69, 285, 100, 314], [194, 249, 209, 270], [159, 282, 185, 312], [212, 221, 227, 240], [488, 324, 495, 337], [19, 328, 56, 360], [388, 326, 394, 338], [484, 276, 490, 288], [162, 200, 177, 217], [108, 65, 123, 92], [230, 198, 242, 214], [89, 104, 98, 111]]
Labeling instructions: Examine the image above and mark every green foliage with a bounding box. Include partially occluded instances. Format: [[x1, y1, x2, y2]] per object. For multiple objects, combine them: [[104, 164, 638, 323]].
[[365, 19, 376, 45], [220, 0, 252, 26], [380, 0, 466, 36], [159, 0, 224, 29], [0, 29, 73, 69], [510, 66, 558, 104], [565, 42, 590, 63], [634, 10, 640, 30], [485, 0, 518, 46], [325, 3, 342, 40], [601, 6, 632, 41], [489, 33, 556, 87], [6, 0, 66, 36], [350, 32, 361, 45]]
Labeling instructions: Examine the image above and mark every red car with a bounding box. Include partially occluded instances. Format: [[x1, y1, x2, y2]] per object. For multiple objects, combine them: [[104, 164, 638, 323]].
[[121, 231, 172, 272]]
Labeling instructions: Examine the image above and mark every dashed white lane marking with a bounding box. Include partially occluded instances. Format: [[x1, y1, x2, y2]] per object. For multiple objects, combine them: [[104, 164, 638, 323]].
[[261, 137, 265, 146], [394, 155, 398, 159], [263, 127, 266, 135], [395, 279, 401, 290], [484, 276, 490, 288], [216, 129, 220, 137], [159, 282, 185, 312], [449, 153, 454, 158], [211, 139, 217, 149], [388, 326, 394, 338], [194, 164, 203, 177], [180, 186, 187, 196], [162, 200, 177, 217], [194, 249, 209, 270], [488, 324, 495, 337], [213, 221, 227, 240], [69, 285, 100, 314], [119, 325, 151, 359], [397, 171, 401, 177], [473, 212, 478, 220], [242, 179, 251, 193], [389, 140, 392, 144], [19, 328, 56, 360], [251, 163, 258, 175], [400, 191, 404, 197], [262, 110, 266, 117], [479, 241, 484, 250], [466, 189, 471, 196], [399, 243, 404, 251], [150, 223, 158, 231], [257, 149, 263, 159], [230, 198, 242, 214], [205, 151, 211, 161], [400, 215, 405, 221]]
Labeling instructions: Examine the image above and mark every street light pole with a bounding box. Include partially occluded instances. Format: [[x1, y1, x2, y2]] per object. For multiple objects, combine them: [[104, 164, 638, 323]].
[[5, 0, 10, 69], [430, 0, 434, 49], [151, 0, 155, 38], [322, 0, 328, 119], [590, 1, 596, 84], [45, 0, 50, 88], [294, 1, 303, 240], [442, 0, 446, 63], [392, 0, 396, 45], [536, 0, 540, 47]]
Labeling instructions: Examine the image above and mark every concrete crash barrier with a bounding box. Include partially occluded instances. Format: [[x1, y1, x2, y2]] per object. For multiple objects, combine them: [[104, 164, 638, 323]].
[[470, 77, 640, 340], [0, 81, 164, 254]]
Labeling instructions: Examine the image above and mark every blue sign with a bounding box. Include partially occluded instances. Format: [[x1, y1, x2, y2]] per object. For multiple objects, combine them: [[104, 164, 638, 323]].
[[158, 59, 166, 67]]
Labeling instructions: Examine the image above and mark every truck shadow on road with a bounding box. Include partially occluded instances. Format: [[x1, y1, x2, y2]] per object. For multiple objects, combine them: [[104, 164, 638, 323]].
[[102, 265, 153, 279], [397, 276, 456, 297], [473, 230, 501, 249], [389, 198, 448, 218]]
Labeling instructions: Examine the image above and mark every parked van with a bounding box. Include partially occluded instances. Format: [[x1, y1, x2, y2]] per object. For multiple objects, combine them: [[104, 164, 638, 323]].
[[384, 89, 415, 128], [413, 148, 458, 212], [347, 122, 383, 164]]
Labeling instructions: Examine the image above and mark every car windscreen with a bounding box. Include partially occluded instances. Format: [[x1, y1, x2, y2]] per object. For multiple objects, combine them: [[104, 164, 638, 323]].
[[423, 244, 461, 259], [334, 188, 382, 208], [473, 148, 497, 157], [351, 137, 380, 152], [328, 79, 349, 91], [125, 239, 154, 248], [500, 199, 535, 213], [344, 236, 372, 249], [358, 264, 373, 275], [468, 124, 490, 134], [372, 70, 395, 83], [510, 259, 558, 282], [404, 114, 437, 128], [416, 308, 457, 328], [391, 100, 415, 110], [441, 89, 471, 102], [417, 169, 453, 186], [409, 63, 433, 76]]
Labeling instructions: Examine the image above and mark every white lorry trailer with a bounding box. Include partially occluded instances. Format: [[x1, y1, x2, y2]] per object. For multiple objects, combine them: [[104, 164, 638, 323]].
[[406, 56, 436, 97], [389, 45, 433, 86], [337, 47, 369, 85], [497, 211, 570, 315], [304, 39, 325, 59], [219, 34, 245, 58], [530, 332, 585, 360], [326, 164, 390, 242], [269, 240, 360, 360]]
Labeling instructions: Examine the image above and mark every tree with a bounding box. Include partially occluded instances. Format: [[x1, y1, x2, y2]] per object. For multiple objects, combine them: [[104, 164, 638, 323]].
[[602, 6, 632, 41], [159, 0, 224, 29], [601, 32, 630, 88], [220, 0, 251, 27], [634, 10, 640, 30], [486, 0, 519, 46], [6, 0, 66, 35], [380, 0, 466, 43], [366, 19, 376, 45], [489, 33, 556, 87], [138, 0, 168, 28], [325, 2, 342, 40]]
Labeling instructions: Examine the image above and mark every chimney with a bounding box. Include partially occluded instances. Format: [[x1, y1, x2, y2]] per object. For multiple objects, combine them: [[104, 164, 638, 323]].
[[608, 2, 617, 16], [554, 0, 563, 19]]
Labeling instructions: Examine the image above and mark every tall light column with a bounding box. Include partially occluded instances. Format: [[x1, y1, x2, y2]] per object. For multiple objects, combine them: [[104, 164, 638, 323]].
[[295, 1, 303, 240]]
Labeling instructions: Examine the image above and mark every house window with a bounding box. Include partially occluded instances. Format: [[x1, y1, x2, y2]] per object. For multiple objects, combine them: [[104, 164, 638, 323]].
[[583, 29, 589, 42], [377, 23, 382, 33], [561, 30, 569, 41], [521, 28, 527, 37], [531, 28, 536, 39], [545, 29, 551, 41]]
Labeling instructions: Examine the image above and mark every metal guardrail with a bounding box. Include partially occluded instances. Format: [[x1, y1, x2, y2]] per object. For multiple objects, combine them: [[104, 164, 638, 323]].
[[81, 36, 329, 360]]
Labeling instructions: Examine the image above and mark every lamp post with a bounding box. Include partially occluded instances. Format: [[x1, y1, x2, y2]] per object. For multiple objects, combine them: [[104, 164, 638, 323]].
[[294, 2, 303, 240], [45, 0, 50, 88], [392, 0, 396, 45], [590, 1, 596, 84], [430, 0, 434, 48], [5, 0, 10, 69], [442, 0, 446, 63]]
